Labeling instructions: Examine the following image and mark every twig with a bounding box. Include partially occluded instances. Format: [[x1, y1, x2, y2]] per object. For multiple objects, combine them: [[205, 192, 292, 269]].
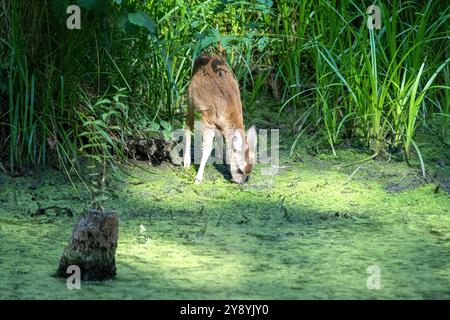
[[342, 152, 379, 168], [344, 166, 361, 185]]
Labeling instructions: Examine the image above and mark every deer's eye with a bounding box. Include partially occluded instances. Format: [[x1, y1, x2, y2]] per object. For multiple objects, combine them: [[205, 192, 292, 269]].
[[237, 168, 243, 175]]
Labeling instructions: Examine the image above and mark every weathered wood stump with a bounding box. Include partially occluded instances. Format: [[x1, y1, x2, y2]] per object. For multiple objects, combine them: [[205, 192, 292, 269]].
[[56, 209, 119, 281]]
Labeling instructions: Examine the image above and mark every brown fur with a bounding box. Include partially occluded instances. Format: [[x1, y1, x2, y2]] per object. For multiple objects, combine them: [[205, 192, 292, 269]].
[[186, 54, 244, 132], [185, 54, 256, 184]]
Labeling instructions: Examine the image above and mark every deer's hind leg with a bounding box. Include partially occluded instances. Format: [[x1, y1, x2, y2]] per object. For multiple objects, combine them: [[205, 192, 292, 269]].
[[194, 124, 216, 184], [183, 98, 195, 168]]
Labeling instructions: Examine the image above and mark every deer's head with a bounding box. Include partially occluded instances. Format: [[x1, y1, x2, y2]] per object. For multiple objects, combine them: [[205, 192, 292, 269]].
[[229, 126, 257, 184]]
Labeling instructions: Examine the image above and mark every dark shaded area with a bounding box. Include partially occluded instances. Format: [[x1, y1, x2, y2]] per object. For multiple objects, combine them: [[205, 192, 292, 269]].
[[213, 163, 233, 181], [125, 137, 180, 165], [30, 205, 74, 219], [384, 176, 426, 193]]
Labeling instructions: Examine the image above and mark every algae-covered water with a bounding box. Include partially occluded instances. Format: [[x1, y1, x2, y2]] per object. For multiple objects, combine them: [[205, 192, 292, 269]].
[[0, 137, 449, 299]]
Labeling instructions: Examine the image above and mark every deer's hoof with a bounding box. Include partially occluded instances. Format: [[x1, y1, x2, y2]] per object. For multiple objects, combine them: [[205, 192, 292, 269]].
[[194, 178, 202, 184]]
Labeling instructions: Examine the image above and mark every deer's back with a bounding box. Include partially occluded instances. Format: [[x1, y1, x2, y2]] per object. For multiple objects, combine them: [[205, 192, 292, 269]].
[[189, 54, 244, 130]]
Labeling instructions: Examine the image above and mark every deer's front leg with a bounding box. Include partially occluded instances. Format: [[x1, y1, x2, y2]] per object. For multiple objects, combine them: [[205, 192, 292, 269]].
[[183, 128, 191, 168], [195, 125, 215, 184]]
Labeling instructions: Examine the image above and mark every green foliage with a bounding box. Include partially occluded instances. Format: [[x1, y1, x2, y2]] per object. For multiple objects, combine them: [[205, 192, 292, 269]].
[[285, 0, 449, 161], [127, 12, 156, 34], [0, 0, 448, 175]]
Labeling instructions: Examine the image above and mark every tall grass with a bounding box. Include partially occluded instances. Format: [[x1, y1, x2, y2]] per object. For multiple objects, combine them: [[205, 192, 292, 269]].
[[0, 0, 448, 175], [297, 0, 449, 164]]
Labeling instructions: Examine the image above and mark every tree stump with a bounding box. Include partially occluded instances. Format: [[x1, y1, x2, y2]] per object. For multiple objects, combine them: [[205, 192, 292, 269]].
[[56, 209, 119, 281]]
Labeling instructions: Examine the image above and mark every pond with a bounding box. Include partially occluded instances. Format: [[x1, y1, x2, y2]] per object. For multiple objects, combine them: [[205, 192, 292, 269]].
[[0, 143, 449, 299]]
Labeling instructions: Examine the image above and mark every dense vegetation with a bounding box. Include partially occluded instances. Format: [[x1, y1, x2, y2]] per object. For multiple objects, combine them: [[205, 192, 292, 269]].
[[0, 0, 449, 300], [0, 0, 448, 175]]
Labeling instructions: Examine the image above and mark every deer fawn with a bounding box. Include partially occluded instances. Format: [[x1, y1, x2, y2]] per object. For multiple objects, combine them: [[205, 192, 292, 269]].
[[183, 54, 257, 184]]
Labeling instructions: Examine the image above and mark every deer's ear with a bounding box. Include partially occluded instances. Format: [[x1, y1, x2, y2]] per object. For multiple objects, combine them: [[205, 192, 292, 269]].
[[232, 130, 244, 151], [247, 126, 257, 152]]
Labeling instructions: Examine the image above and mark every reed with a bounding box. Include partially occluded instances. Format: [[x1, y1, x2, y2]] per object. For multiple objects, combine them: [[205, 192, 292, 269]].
[[0, 0, 447, 174]]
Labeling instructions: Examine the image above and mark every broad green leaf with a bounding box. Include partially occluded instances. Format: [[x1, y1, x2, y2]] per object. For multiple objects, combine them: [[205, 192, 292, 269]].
[[163, 130, 172, 140], [257, 36, 268, 52], [258, 0, 273, 7], [77, 0, 99, 10], [118, 14, 139, 34], [160, 120, 172, 131], [149, 122, 160, 131], [128, 12, 156, 34], [200, 29, 221, 50], [221, 36, 239, 50]]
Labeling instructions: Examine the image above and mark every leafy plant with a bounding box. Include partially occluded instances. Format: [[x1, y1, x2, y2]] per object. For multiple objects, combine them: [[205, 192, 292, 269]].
[[0, 0, 447, 179]]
